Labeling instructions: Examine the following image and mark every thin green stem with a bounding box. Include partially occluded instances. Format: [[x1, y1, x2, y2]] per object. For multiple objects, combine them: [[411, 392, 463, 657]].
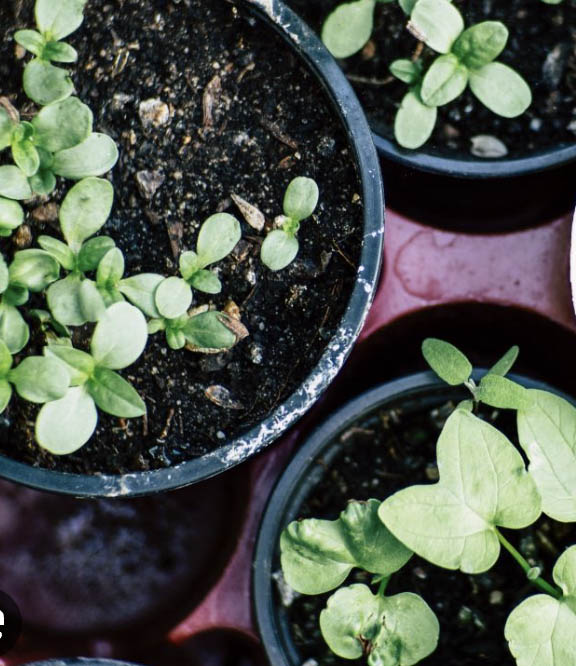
[[377, 576, 390, 597], [496, 528, 562, 600]]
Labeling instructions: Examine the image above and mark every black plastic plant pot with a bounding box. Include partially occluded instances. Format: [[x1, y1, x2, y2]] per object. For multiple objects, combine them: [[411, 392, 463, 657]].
[[253, 371, 572, 665], [0, 0, 383, 498]]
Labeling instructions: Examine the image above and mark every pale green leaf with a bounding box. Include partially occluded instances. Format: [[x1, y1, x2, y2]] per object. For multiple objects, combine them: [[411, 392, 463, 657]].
[[87, 366, 145, 418], [399, 0, 417, 13], [469, 62, 532, 118], [0, 108, 14, 150], [118, 273, 163, 318], [9, 356, 69, 403], [421, 54, 468, 107], [59, 177, 114, 250], [35, 0, 88, 40], [0, 198, 24, 234], [91, 302, 148, 370], [96, 247, 124, 287], [44, 344, 95, 385], [421, 338, 472, 385], [477, 374, 534, 410], [52, 133, 119, 180], [32, 97, 92, 153], [36, 386, 97, 455], [518, 390, 576, 522], [46, 274, 86, 326], [189, 269, 222, 294], [380, 409, 541, 573], [394, 90, 437, 150], [9, 249, 60, 292], [390, 59, 422, 85], [11, 133, 40, 177], [183, 311, 236, 350], [261, 229, 299, 271], [489, 345, 519, 377], [196, 213, 241, 266], [0, 166, 32, 200], [29, 169, 57, 196], [0, 304, 29, 353], [283, 177, 319, 222], [280, 499, 412, 595], [409, 0, 464, 54], [321, 0, 376, 59], [453, 21, 509, 69], [79, 279, 106, 321], [154, 276, 192, 319], [77, 236, 116, 272], [0, 256, 8, 294], [14, 29, 45, 57], [166, 327, 187, 350], [42, 40, 78, 63], [38, 235, 76, 270], [319, 585, 439, 665], [0, 340, 13, 377], [23, 59, 74, 106], [0, 380, 12, 413], [179, 250, 202, 281]]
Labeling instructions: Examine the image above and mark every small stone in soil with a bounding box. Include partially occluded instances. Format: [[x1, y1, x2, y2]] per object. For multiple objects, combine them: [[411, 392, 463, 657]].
[[136, 170, 165, 199], [470, 135, 508, 159], [138, 98, 171, 128]]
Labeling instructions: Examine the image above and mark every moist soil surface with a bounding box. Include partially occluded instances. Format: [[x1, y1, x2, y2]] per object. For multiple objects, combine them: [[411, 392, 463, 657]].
[[286, 0, 576, 159], [281, 399, 574, 665], [0, 0, 363, 474]]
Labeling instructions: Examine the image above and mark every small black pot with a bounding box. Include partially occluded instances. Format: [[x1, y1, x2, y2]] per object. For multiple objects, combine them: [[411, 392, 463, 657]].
[[0, 0, 383, 498], [253, 371, 571, 665]]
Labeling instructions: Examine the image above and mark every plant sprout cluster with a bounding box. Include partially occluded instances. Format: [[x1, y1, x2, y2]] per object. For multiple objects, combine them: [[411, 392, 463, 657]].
[[322, 0, 535, 149], [0, 0, 320, 455], [281, 339, 576, 666]]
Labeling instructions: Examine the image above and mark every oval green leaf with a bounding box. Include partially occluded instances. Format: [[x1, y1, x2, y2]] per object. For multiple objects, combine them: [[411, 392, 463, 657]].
[[154, 276, 192, 320], [261, 229, 299, 271], [91, 302, 148, 370], [52, 133, 119, 180], [87, 366, 145, 418], [453, 21, 509, 69], [9, 249, 60, 292], [321, 0, 376, 59], [0, 198, 24, 234], [118, 273, 163, 319], [0, 304, 29, 353], [32, 96, 92, 153], [183, 311, 236, 351], [409, 0, 464, 54], [10, 356, 69, 403], [196, 213, 241, 267], [0, 166, 33, 200], [469, 62, 532, 118], [283, 177, 319, 222], [23, 59, 74, 106], [394, 90, 438, 150], [421, 337, 472, 385], [59, 177, 114, 249], [35, 0, 88, 40], [421, 54, 469, 107]]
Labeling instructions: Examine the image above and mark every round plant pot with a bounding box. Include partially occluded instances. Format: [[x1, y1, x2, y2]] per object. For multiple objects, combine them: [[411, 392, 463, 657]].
[[253, 371, 573, 665], [0, 0, 383, 497]]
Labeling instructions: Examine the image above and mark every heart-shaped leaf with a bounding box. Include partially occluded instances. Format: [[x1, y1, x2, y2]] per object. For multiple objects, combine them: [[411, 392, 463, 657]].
[[421, 54, 469, 107], [196, 213, 241, 267], [0, 166, 32, 200], [409, 0, 464, 54], [23, 59, 74, 106], [52, 133, 119, 180], [422, 338, 472, 385], [59, 177, 114, 250], [505, 546, 576, 666], [321, 0, 376, 59], [35, 0, 88, 40], [283, 177, 319, 222], [281, 499, 412, 595], [87, 366, 145, 418], [453, 21, 509, 69], [91, 302, 148, 370], [36, 386, 97, 455], [319, 585, 439, 665], [380, 409, 541, 573], [518, 389, 576, 522], [469, 62, 532, 118], [32, 97, 92, 153], [9, 356, 69, 403]]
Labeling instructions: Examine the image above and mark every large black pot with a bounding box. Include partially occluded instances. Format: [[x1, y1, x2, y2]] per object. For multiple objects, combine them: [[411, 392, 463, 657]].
[[0, 0, 383, 498], [253, 371, 572, 664]]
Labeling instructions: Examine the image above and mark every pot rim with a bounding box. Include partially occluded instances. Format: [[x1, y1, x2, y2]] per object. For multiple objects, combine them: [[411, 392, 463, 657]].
[[0, 0, 384, 497], [252, 370, 573, 665]]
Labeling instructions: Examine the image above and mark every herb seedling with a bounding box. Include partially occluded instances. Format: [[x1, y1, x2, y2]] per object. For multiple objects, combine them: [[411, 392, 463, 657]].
[[14, 0, 88, 106], [261, 177, 319, 271], [280, 339, 576, 665], [0, 197, 24, 237], [0, 97, 118, 199], [37, 302, 148, 454], [148, 308, 239, 352]]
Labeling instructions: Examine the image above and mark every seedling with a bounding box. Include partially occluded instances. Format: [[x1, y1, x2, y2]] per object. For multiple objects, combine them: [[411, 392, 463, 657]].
[[0, 97, 118, 199], [14, 0, 88, 106], [37, 302, 148, 454], [148, 309, 238, 352], [261, 177, 319, 271], [0, 197, 24, 237], [392, 0, 531, 148], [280, 339, 576, 665]]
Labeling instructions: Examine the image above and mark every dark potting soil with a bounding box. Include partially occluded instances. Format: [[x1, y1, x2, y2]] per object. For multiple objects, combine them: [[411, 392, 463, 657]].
[[0, 0, 363, 473], [281, 401, 575, 666], [286, 0, 576, 159]]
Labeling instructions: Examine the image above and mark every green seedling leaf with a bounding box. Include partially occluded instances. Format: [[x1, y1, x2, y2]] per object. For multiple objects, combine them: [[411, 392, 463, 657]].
[[380, 409, 541, 573], [283, 177, 319, 222], [469, 62, 532, 118], [409, 0, 464, 54], [36, 386, 97, 455], [0, 166, 33, 200], [12, 132, 40, 177], [118, 273, 163, 319], [90, 302, 148, 370], [0, 109, 14, 150], [96, 247, 124, 288], [0, 380, 12, 413], [421, 54, 469, 107], [45, 344, 95, 385], [9, 356, 69, 403], [189, 270, 222, 295], [52, 133, 119, 179], [399, 0, 417, 13], [35, 0, 88, 40], [79, 279, 106, 321], [0, 340, 13, 377], [9, 249, 60, 292], [29, 169, 56, 196], [390, 59, 422, 85], [0, 304, 29, 353], [477, 374, 534, 410], [280, 499, 412, 595], [38, 235, 76, 270], [23, 59, 74, 106], [319, 584, 439, 665], [87, 366, 146, 418], [394, 90, 437, 149], [489, 345, 519, 377], [0, 198, 24, 236], [47, 273, 86, 326], [0, 257, 8, 294], [3, 285, 29, 307], [196, 213, 241, 266], [155, 277, 192, 320], [32, 97, 92, 152], [261, 229, 299, 271], [42, 41, 78, 63], [453, 21, 509, 69], [183, 311, 236, 350], [518, 390, 576, 522], [505, 546, 576, 666], [179, 251, 202, 281], [421, 338, 472, 385], [321, 0, 376, 59], [77, 236, 116, 272], [166, 327, 187, 350], [14, 29, 45, 57], [59, 177, 114, 250]]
